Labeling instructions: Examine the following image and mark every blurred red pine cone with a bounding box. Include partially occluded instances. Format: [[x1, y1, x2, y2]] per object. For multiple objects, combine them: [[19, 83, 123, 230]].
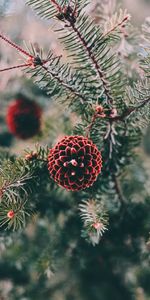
[[6, 98, 42, 139]]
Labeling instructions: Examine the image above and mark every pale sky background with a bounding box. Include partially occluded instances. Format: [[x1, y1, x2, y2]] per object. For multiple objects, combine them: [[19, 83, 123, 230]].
[[1, 0, 150, 23]]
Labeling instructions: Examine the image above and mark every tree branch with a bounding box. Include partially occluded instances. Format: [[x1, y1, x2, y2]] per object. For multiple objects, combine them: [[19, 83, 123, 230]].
[[42, 65, 86, 104], [70, 22, 114, 105], [0, 33, 34, 58], [0, 63, 32, 73], [47, 0, 114, 104], [0, 32, 86, 104], [102, 14, 130, 39], [113, 175, 126, 205], [112, 97, 150, 122]]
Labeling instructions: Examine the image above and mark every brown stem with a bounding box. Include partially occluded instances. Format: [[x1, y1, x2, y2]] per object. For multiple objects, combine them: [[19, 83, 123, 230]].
[[70, 22, 113, 105], [48, 0, 113, 104], [50, 0, 62, 13], [102, 15, 130, 39], [85, 113, 98, 138], [0, 33, 33, 58], [113, 175, 126, 205], [0, 31, 87, 104], [112, 97, 150, 122], [0, 63, 32, 72]]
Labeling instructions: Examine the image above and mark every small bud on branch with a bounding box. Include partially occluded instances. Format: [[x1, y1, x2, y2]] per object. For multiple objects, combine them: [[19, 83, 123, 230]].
[[0, 33, 48, 73], [79, 200, 108, 245], [7, 210, 15, 219]]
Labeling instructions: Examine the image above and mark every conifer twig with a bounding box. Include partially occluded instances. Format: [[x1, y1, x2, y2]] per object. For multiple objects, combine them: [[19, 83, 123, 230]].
[[47, 0, 114, 104], [42, 65, 86, 104], [69, 22, 114, 105], [113, 175, 126, 205], [0, 32, 86, 104], [50, 0, 62, 13], [85, 113, 98, 138], [0, 63, 32, 72], [112, 97, 150, 122], [0, 33, 34, 58], [102, 13, 130, 39]]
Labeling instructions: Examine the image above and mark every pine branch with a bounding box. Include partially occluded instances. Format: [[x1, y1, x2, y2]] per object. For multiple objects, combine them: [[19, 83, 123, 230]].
[[25, 62, 89, 108], [69, 21, 114, 104], [24, 49, 97, 109], [42, 65, 86, 104], [0, 159, 34, 200], [79, 199, 108, 245], [26, 0, 126, 107], [0, 32, 49, 71], [0, 63, 32, 73], [0, 33, 34, 58], [26, 0, 89, 20], [112, 175, 126, 205], [24, 144, 49, 162], [0, 32, 89, 107], [104, 121, 118, 159], [0, 146, 51, 230], [102, 9, 130, 39], [0, 196, 31, 230], [50, 0, 62, 12], [113, 97, 150, 122]]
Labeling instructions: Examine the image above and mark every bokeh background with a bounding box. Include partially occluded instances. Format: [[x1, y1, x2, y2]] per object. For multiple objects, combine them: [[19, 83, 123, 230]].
[[1, 1, 150, 299]]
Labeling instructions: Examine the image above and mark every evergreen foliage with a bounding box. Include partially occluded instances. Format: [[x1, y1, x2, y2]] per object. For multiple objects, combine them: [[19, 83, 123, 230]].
[[0, 0, 150, 299]]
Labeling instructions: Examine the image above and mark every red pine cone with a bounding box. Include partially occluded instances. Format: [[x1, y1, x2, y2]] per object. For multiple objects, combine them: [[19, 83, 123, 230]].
[[48, 135, 102, 191], [6, 98, 42, 139]]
